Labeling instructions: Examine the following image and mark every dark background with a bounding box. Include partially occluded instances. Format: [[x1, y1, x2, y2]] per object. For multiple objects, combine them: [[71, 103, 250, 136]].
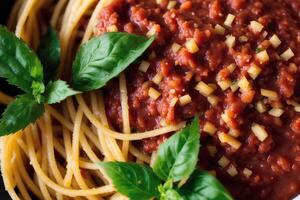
[[0, 1, 17, 199]]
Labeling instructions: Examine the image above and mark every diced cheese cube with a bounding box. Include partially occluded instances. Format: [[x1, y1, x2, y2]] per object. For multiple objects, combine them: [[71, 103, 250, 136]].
[[249, 21, 264, 33], [219, 132, 242, 149], [243, 168, 253, 177], [139, 61, 150, 72], [221, 110, 231, 123], [195, 81, 215, 96], [280, 48, 294, 61], [167, 1, 177, 9], [239, 35, 248, 42], [171, 43, 182, 53], [185, 39, 199, 54], [295, 106, 300, 112], [227, 63, 236, 73], [230, 82, 239, 92], [247, 64, 262, 80], [255, 101, 267, 113], [215, 24, 226, 35], [269, 34, 281, 48], [152, 73, 163, 84], [148, 87, 161, 100], [256, 50, 269, 64], [238, 77, 251, 92], [218, 156, 230, 168], [170, 97, 178, 107], [268, 108, 284, 117], [227, 164, 238, 176], [218, 79, 232, 91], [251, 123, 268, 142], [260, 89, 278, 99], [203, 122, 217, 135], [228, 129, 240, 138], [225, 35, 236, 48], [224, 14, 235, 27], [179, 95, 192, 106], [207, 95, 219, 106]]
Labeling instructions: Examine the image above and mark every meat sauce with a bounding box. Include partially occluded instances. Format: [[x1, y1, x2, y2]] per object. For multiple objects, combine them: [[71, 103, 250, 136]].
[[96, 0, 300, 199]]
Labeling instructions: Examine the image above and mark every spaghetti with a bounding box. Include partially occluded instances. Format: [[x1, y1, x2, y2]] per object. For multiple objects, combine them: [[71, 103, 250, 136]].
[[0, 0, 184, 199]]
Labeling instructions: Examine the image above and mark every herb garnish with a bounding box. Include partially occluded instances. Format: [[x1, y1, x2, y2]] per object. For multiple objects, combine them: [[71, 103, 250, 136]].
[[0, 26, 154, 136], [0, 26, 45, 103], [179, 170, 233, 200], [0, 94, 45, 135], [99, 162, 161, 200], [153, 117, 200, 182], [37, 27, 61, 83], [72, 32, 155, 91], [99, 117, 234, 200], [0, 26, 78, 135]]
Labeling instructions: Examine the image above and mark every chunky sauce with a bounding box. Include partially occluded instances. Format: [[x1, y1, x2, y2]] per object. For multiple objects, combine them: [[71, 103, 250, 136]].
[[96, 0, 300, 199]]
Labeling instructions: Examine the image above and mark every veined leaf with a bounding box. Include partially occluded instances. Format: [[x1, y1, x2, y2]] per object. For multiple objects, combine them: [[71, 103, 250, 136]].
[[179, 170, 233, 200], [72, 32, 155, 91], [160, 189, 183, 200], [0, 94, 44, 136], [37, 27, 61, 83], [44, 80, 80, 104], [153, 117, 200, 182], [0, 26, 44, 102], [99, 162, 161, 200]]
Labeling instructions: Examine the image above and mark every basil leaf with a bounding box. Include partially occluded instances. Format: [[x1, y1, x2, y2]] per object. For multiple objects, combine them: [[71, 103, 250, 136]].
[[160, 189, 183, 200], [179, 170, 233, 200], [99, 162, 161, 200], [72, 32, 155, 91], [44, 80, 80, 104], [0, 26, 44, 101], [0, 94, 44, 136], [159, 181, 183, 200], [153, 117, 200, 182], [37, 27, 60, 83]]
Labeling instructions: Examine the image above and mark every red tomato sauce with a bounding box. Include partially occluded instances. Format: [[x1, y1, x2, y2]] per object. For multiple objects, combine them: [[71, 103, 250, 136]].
[[96, 0, 300, 199]]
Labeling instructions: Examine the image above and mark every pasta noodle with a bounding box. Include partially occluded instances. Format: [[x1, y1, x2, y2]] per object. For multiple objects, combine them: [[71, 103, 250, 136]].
[[0, 0, 185, 199]]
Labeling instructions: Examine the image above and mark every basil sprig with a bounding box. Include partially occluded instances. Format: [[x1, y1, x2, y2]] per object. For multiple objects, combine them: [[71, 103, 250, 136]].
[[0, 26, 78, 136], [0, 26, 44, 102], [0, 26, 154, 136], [99, 117, 234, 200], [72, 32, 155, 91]]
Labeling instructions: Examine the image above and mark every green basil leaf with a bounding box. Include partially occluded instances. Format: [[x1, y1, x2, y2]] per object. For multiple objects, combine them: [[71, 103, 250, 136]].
[[0, 26, 44, 101], [153, 117, 200, 182], [37, 27, 60, 83], [72, 32, 155, 91], [160, 189, 183, 200], [159, 181, 183, 200], [99, 162, 161, 200], [44, 80, 80, 104], [179, 170, 233, 200], [0, 94, 44, 136]]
